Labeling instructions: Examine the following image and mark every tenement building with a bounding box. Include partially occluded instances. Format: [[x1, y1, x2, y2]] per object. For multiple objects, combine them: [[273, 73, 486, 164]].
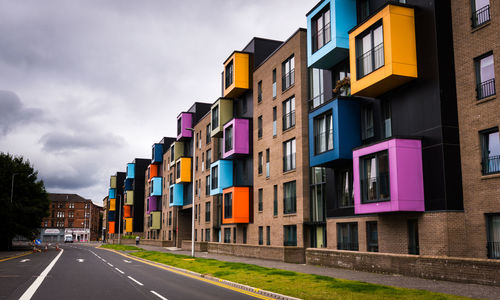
[[451, 0, 500, 259]]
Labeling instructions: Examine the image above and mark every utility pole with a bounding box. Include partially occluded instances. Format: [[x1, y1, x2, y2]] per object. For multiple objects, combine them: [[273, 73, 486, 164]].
[[10, 173, 17, 204], [187, 127, 196, 258], [89, 202, 92, 243]]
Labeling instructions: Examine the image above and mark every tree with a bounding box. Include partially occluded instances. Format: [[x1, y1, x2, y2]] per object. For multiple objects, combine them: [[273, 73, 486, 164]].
[[0, 153, 49, 250]]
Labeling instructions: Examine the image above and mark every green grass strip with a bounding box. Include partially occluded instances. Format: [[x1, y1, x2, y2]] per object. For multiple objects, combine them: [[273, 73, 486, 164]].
[[129, 250, 469, 300], [100, 244, 143, 251]]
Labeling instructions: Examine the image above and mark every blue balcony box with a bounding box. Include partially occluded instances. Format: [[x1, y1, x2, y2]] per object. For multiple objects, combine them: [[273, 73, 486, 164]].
[[108, 188, 116, 199], [152, 143, 163, 164], [124, 178, 133, 191], [170, 184, 184, 206], [308, 97, 361, 167], [210, 160, 233, 195], [306, 0, 357, 69], [151, 177, 162, 196], [126, 163, 135, 179]]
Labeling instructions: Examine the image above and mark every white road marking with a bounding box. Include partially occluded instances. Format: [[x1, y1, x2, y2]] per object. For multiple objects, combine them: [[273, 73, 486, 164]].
[[20, 259, 30, 263], [151, 290, 168, 300], [115, 268, 124, 274], [102, 259, 106, 262], [123, 260, 131, 263], [107, 263, 114, 267], [127, 276, 143, 286], [19, 249, 64, 300], [77, 259, 85, 263]]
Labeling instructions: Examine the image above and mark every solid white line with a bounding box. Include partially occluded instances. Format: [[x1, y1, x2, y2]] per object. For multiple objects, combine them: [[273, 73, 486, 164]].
[[19, 249, 64, 300], [107, 263, 114, 267], [127, 276, 144, 286], [115, 268, 125, 274], [150, 290, 168, 300]]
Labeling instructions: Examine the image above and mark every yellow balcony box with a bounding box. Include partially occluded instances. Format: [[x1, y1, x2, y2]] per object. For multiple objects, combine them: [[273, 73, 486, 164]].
[[175, 157, 192, 183], [125, 190, 134, 205], [110, 175, 117, 188], [349, 4, 417, 97], [125, 217, 133, 233], [109, 198, 116, 211], [223, 52, 251, 98]]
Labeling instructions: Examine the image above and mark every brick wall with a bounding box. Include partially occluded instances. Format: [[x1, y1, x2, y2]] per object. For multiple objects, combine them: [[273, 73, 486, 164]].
[[207, 242, 305, 263]]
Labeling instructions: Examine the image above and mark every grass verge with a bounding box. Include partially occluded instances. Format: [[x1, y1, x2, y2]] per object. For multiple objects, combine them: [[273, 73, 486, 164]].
[[100, 244, 143, 251], [128, 250, 468, 300]]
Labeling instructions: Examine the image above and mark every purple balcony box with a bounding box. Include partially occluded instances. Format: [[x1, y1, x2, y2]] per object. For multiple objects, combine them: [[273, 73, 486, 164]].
[[353, 138, 425, 214], [147, 196, 159, 213], [177, 112, 193, 140], [222, 118, 249, 159]]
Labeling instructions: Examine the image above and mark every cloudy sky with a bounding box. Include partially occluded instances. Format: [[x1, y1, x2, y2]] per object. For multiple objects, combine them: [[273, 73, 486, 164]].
[[0, 0, 316, 205]]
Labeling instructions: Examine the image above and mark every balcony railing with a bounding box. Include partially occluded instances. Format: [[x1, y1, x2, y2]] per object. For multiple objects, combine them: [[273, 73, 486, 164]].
[[311, 22, 331, 53], [360, 173, 391, 203], [308, 93, 325, 111], [282, 111, 296, 131], [283, 154, 296, 172], [337, 242, 359, 251], [314, 129, 334, 154], [472, 5, 490, 28], [477, 78, 496, 100], [482, 155, 500, 175], [357, 43, 384, 79], [487, 241, 500, 259], [282, 69, 295, 91]]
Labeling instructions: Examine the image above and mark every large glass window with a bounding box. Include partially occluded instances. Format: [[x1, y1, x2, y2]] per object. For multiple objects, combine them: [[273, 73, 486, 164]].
[[266, 148, 270, 178], [475, 53, 496, 99], [366, 221, 379, 252], [282, 96, 295, 131], [283, 138, 296, 172], [273, 185, 278, 216], [205, 175, 210, 195], [224, 192, 232, 219], [360, 151, 390, 203], [177, 118, 182, 136], [211, 105, 219, 130], [314, 113, 333, 154], [266, 226, 271, 246], [224, 228, 231, 243], [257, 81, 262, 103], [258, 116, 263, 139], [169, 186, 174, 204], [284, 225, 297, 246], [472, 0, 491, 27], [487, 214, 500, 259], [382, 100, 392, 138], [309, 68, 324, 109], [361, 105, 374, 140], [283, 181, 297, 214], [332, 60, 350, 97], [224, 125, 233, 152], [310, 167, 326, 222], [258, 188, 263, 212], [258, 226, 263, 245], [225, 60, 233, 88], [337, 222, 358, 251], [336, 169, 354, 208], [211, 165, 218, 189], [206, 149, 211, 167], [408, 219, 419, 255], [273, 107, 277, 136], [312, 8, 331, 52], [206, 123, 211, 144], [272, 69, 277, 98], [481, 127, 500, 175], [258, 152, 263, 175], [205, 202, 211, 222], [356, 23, 384, 78], [282, 56, 295, 91]]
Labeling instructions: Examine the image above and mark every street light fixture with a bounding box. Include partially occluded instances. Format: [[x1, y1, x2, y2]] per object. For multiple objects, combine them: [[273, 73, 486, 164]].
[[186, 127, 196, 258]]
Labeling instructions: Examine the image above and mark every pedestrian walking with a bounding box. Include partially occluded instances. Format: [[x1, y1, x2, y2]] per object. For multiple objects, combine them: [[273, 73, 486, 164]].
[[135, 236, 140, 245]]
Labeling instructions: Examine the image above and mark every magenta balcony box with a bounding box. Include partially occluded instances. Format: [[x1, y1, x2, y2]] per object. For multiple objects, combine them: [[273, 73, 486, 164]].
[[177, 112, 193, 140], [147, 196, 160, 213], [222, 118, 250, 159], [353, 138, 425, 214]]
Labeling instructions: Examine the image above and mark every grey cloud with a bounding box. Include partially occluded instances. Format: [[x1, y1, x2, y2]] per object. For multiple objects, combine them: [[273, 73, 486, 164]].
[[39, 131, 125, 153], [43, 172, 98, 190], [0, 90, 43, 136]]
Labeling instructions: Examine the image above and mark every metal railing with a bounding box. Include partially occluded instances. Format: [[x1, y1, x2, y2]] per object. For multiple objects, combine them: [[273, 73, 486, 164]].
[[283, 154, 296, 172], [308, 93, 325, 110], [314, 129, 334, 154], [282, 69, 295, 91], [357, 43, 384, 78], [477, 78, 496, 100], [482, 155, 500, 175], [487, 241, 500, 259], [282, 111, 296, 131], [472, 5, 491, 28], [337, 242, 359, 251], [360, 173, 390, 203]]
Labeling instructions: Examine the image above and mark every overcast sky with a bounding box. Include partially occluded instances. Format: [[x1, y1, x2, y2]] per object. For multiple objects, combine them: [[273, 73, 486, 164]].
[[0, 0, 316, 206]]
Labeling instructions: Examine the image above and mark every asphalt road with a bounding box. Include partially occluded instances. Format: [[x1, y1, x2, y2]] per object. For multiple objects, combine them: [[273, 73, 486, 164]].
[[0, 244, 263, 300]]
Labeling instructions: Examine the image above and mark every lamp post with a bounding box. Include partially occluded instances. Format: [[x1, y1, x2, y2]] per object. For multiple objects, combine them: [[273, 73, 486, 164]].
[[186, 127, 196, 258], [10, 173, 17, 204], [118, 194, 122, 245]]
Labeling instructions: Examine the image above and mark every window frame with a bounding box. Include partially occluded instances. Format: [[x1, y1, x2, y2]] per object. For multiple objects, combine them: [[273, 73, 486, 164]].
[[282, 55, 295, 91], [359, 150, 391, 203], [283, 180, 297, 214], [225, 60, 234, 89], [337, 222, 359, 251], [355, 21, 384, 79], [311, 7, 331, 53], [282, 96, 296, 131], [480, 127, 500, 175]]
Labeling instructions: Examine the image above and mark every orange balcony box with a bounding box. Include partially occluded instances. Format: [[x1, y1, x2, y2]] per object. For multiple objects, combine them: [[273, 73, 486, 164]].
[[223, 52, 251, 98], [123, 205, 132, 218], [175, 157, 192, 183], [222, 187, 251, 224], [108, 221, 115, 234], [148, 164, 159, 181]]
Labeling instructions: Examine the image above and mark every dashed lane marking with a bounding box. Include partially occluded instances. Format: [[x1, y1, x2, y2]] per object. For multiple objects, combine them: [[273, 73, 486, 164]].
[[107, 263, 114, 267], [127, 276, 144, 286], [150, 290, 168, 300], [115, 268, 125, 274]]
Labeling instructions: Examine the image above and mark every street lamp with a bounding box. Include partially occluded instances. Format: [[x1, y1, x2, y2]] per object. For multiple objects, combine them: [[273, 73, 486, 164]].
[[186, 127, 196, 258], [118, 194, 122, 245], [10, 173, 17, 204]]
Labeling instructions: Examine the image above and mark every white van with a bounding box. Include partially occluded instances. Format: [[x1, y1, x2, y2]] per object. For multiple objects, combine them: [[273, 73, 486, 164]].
[[64, 234, 73, 243]]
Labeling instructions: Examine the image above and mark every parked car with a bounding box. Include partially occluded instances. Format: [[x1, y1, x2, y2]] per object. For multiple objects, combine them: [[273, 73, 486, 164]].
[[64, 234, 73, 243]]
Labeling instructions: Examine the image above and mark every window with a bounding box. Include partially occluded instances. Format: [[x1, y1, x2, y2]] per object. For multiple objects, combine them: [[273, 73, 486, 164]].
[[206, 175, 211, 195], [282, 96, 295, 130], [336, 169, 354, 208], [224, 228, 231, 243], [57, 211, 64, 218], [357, 0, 370, 24], [205, 228, 211, 242], [258, 226, 263, 245], [272, 69, 277, 98], [225, 60, 233, 88], [282, 56, 295, 91], [203, 202, 210, 222], [224, 192, 232, 219], [257, 81, 262, 103], [284, 225, 297, 246], [356, 23, 384, 78], [211, 165, 218, 189], [310, 167, 326, 222], [194, 229, 197, 241], [475, 53, 496, 99], [312, 8, 331, 52], [266, 226, 271, 245], [58, 202, 64, 208], [176, 161, 181, 179], [225, 125, 233, 152], [170, 145, 175, 163], [360, 150, 390, 203], [408, 219, 419, 255], [309, 68, 324, 109], [258, 116, 263, 138], [283, 181, 296, 214], [471, 0, 491, 28], [177, 118, 182, 136], [265, 149, 270, 178], [366, 222, 379, 252], [243, 227, 247, 244], [361, 105, 374, 140], [195, 156, 198, 172], [283, 138, 296, 172], [206, 149, 212, 166], [69, 202, 74, 209], [233, 228, 236, 243], [273, 185, 278, 216], [169, 211, 172, 225], [169, 186, 174, 204], [314, 113, 333, 154], [258, 152, 263, 175], [272, 107, 277, 136], [337, 222, 358, 251], [68, 211, 74, 218], [258, 188, 263, 212], [206, 123, 211, 144], [201, 153, 204, 172], [480, 127, 500, 175], [212, 105, 219, 131], [382, 100, 392, 138], [487, 214, 500, 259]]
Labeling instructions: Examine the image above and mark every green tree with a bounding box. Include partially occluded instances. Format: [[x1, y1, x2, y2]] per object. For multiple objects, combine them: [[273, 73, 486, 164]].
[[0, 153, 49, 250]]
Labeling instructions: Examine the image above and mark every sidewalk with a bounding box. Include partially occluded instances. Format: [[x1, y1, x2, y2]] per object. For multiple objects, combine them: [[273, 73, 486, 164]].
[[133, 244, 500, 299]]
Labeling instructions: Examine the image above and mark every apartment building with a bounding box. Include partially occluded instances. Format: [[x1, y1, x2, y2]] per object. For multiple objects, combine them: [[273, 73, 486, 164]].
[[451, 0, 500, 259], [102, 196, 108, 240], [123, 158, 149, 234], [107, 171, 125, 237], [305, 0, 464, 256]]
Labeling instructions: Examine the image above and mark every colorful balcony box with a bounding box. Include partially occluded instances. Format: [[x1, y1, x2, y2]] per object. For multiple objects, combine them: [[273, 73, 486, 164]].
[[108, 188, 116, 199], [149, 211, 161, 230], [108, 221, 115, 234], [108, 211, 116, 222], [152, 143, 163, 164], [175, 157, 192, 184], [126, 163, 135, 179], [125, 218, 133, 233], [353, 138, 425, 214], [177, 112, 193, 140], [109, 198, 116, 211], [123, 205, 132, 218], [150, 177, 162, 196], [211, 98, 233, 138], [308, 97, 361, 167], [147, 196, 160, 213], [110, 175, 117, 188], [148, 164, 159, 181], [210, 160, 233, 195], [349, 3, 417, 97], [170, 184, 184, 206], [170, 141, 185, 166], [124, 178, 133, 191], [223, 52, 251, 98], [307, 0, 357, 69], [125, 190, 134, 205], [222, 118, 250, 159], [222, 186, 251, 224]]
